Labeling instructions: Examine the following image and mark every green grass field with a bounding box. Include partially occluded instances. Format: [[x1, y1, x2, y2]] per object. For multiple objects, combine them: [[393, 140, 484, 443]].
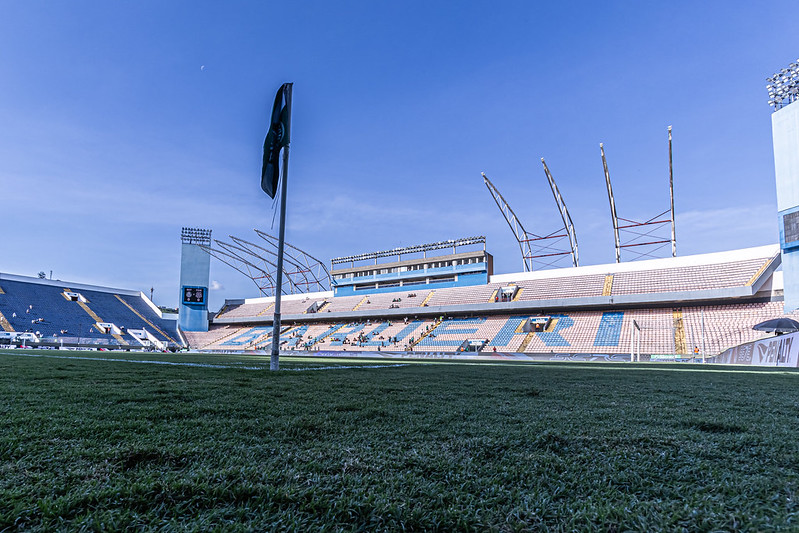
[[2, 349, 799, 531]]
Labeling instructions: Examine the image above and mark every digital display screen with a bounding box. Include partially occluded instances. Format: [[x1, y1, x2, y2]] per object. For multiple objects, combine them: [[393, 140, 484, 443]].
[[182, 286, 206, 305], [784, 211, 799, 245]]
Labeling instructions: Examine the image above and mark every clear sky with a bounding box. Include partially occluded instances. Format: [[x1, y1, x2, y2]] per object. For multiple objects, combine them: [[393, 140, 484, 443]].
[[1, 1, 797, 310]]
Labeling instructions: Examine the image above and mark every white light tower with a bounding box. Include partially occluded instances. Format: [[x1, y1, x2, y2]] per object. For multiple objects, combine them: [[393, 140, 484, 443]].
[[178, 227, 212, 332], [768, 60, 799, 313]]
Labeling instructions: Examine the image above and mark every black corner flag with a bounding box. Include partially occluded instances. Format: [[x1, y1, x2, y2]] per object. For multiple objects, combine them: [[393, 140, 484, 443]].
[[263, 83, 293, 372], [261, 83, 292, 198]]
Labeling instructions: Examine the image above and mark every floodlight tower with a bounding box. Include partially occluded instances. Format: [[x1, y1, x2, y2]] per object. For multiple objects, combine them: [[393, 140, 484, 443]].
[[179, 227, 212, 332], [483, 171, 578, 271], [768, 59, 799, 312], [599, 128, 676, 263]]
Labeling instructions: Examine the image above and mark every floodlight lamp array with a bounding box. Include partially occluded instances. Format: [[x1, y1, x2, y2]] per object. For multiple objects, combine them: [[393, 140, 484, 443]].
[[331, 236, 485, 266], [181, 227, 212, 245], [767, 59, 799, 110]]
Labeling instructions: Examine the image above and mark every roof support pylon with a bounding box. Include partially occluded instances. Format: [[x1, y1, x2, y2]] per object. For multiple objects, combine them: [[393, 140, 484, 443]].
[[600, 126, 677, 263], [483, 172, 534, 272], [541, 158, 579, 267], [483, 170, 578, 271], [600, 143, 622, 263], [669, 126, 676, 258]]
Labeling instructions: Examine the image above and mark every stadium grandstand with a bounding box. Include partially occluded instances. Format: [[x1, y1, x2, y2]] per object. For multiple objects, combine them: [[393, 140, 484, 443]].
[[1, 239, 793, 359], [186, 242, 796, 358], [0, 273, 181, 350]]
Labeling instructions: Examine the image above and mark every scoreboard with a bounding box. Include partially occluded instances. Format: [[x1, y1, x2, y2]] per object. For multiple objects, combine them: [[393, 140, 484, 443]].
[[784, 210, 799, 249], [182, 286, 206, 305]]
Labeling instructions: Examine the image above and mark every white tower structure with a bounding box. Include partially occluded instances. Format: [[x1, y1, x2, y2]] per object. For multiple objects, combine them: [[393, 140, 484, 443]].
[[768, 60, 799, 312]]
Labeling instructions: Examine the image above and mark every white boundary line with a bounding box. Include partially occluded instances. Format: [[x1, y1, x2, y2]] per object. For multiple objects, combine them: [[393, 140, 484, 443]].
[[3, 352, 409, 372], [282, 363, 409, 371]]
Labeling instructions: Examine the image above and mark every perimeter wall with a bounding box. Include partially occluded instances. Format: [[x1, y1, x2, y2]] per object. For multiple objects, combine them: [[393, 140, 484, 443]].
[[714, 330, 799, 366]]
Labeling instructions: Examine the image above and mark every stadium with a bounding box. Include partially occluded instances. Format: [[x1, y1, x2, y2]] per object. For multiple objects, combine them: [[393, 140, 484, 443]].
[[5, 67, 799, 364], [190, 241, 788, 359], [0, 236, 793, 363], [1, 177, 795, 365], [5, 6, 799, 529]]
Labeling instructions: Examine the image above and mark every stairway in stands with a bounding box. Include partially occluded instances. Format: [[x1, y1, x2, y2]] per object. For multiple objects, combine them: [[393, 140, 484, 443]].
[[602, 274, 614, 296], [308, 324, 346, 349], [673, 309, 687, 354], [352, 296, 369, 311], [517, 316, 536, 351], [199, 326, 248, 349], [420, 291, 435, 307], [113, 295, 177, 344], [249, 325, 299, 349], [410, 318, 443, 349], [0, 310, 13, 332], [256, 303, 276, 316], [68, 290, 127, 345]]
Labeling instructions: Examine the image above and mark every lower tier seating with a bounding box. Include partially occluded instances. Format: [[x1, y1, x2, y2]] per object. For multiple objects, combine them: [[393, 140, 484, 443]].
[[190, 301, 798, 355]]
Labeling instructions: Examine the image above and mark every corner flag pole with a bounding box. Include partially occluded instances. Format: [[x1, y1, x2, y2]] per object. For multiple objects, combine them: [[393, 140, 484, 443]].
[[270, 84, 293, 371]]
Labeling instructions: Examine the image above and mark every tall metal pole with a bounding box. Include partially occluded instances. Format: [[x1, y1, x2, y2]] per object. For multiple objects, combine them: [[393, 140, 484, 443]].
[[630, 320, 634, 362], [701, 308, 705, 364], [668, 126, 676, 258], [270, 85, 292, 371], [636, 323, 641, 362], [541, 158, 579, 267], [600, 143, 621, 263], [482, 172, 534, 272]]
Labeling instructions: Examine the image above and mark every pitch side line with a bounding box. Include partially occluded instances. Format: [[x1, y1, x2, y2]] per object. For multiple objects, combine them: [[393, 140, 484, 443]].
[[282, 363, 410, 371], [4, 352, 409, 371]]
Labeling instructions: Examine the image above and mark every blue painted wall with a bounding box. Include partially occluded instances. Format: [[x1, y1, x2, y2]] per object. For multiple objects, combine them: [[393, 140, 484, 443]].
[[334, 271, 487, 297], [332, 262, 488, 296]]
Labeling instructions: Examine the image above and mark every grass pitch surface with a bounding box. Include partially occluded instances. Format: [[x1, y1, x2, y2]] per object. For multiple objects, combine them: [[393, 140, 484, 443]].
[[2, 350, 799, 531]]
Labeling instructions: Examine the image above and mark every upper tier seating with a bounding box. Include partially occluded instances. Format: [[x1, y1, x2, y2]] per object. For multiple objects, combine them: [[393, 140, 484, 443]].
[[611, 258, 769, 295], [216, 301, 273, 319], [355, 290, 435, 311]]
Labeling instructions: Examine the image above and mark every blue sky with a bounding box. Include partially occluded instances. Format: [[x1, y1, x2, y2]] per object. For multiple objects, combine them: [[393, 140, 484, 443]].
[[1, 1, 797, 310]]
